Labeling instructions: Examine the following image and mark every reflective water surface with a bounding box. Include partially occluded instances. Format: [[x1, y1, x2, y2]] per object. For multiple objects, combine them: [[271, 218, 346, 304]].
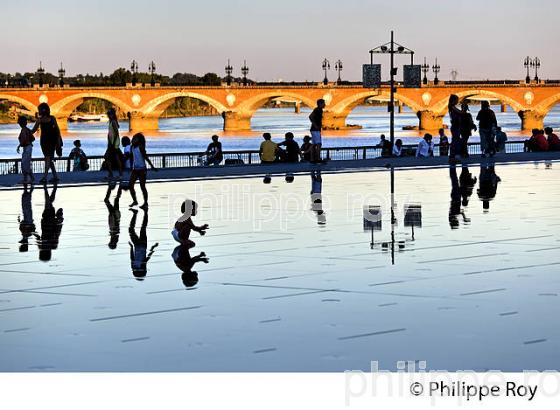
[[0, 162, 559, 371]]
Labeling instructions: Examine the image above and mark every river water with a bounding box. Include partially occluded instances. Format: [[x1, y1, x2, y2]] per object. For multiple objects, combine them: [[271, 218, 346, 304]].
[[0, 105, 558, 158]]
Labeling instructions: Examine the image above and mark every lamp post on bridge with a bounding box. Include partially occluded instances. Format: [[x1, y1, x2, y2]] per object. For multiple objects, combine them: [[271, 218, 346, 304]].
[[148, 61, 157, 86], [432, 58, 440, 85], [130, 60, 139, 86], [524, 56, 532, 83], [421, 57, 429, 85], [4, 74, 9, 88], [58, 63, 65, 87], [335, 60, 343, 84], [225, 59, 233, 86], [241, 60, 249, 86], [532, 57, 541, 82], [36, 62, 45, 87], [322, 58, 330, 85]]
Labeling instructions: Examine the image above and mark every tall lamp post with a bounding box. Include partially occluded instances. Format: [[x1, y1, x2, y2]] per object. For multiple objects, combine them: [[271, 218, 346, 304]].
[[225, 59, 233, 86], [148, 61, 156, 86], [524, 56, 532, 83], [37, 62, 45, 87], [334, 60, 343, 84], [322, 58, 330, 85], [130, 60, 139, 86], [421, 57, 430, 85], [532, 57, 541, 82], [58, 63, 66, 87], [432, 58, 440, 85], [4, 74, 9, 88], [241, 60, 249, 86]]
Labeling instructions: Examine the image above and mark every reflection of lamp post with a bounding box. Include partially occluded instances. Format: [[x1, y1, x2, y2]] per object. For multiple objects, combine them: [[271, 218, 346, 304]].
[[524, 56, 532, 83], [432, 58, 440, 85], [334, 60, 343, 84], [130, 60, 139, 86], [322, 58, 330, 85], [421, 57, 430, 85], [37, 62, 45, 87], [225, 59, 233, 86], [148, 61, 156, 86], [532, 57, 541, 82], [241, 60, 249, 86], [58, 63, 65, 87]]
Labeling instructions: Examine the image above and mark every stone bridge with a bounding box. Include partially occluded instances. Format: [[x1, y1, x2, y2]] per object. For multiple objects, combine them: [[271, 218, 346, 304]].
[[1, 83, 559, 132]]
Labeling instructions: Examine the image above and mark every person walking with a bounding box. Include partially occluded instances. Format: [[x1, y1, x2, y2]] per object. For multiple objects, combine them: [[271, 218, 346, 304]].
[[448, 95, 462, 161], [129, 133, 158, 210], [460, 102, 476, 158], [309, 99, 325, 163], [476, 101, 497, 157], [104, 108, 123, 180], [31, 103, 62, 184]]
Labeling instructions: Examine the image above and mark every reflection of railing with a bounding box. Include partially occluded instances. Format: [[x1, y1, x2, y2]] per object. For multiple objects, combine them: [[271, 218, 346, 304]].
[[0, 141, 528, 175]]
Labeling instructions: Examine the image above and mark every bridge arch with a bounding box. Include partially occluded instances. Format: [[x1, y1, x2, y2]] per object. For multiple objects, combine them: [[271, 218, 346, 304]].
[[330, 90, 424, 115], [141, 92, 228, 116], [430, 89, 525, 115], [236, 91, 316, 115], [49, 92, 133, 118], [534, 92, 560, 114], [0, 94, 38, 115]]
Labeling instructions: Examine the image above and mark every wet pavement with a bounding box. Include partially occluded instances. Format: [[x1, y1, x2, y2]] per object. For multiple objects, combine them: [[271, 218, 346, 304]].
[[0, 161, 559, 371]]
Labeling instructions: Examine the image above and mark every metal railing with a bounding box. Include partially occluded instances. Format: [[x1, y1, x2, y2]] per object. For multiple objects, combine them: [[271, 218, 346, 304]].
[[0, 141, 527, 176]]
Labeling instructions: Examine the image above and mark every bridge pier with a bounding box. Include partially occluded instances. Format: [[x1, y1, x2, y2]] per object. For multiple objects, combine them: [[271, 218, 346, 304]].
[[295, 102, 301, 114], [56, 117, 68, 131], [501, 103, 507, 113], [417, 110, 444, 131], [129, 113, 159, 132], [322, 111, 350, 130], [518, 110, 545, 131], [223, 111, 252, 131]]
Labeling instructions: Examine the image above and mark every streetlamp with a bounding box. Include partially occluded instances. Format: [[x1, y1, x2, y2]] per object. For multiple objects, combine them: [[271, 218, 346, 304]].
[[225, 59, 233, 86], [130, 60, 139, 86], [432, 58, 440, 85], [334, 59, 343, 84], [421, 57, 430, 85], [532, 57, 541, 82], [524, 56, 532, 83], [148, 61, 156, 86], [241, 60, 249, 86], [58, 62, 66, 87], [322, 58, 330, 85], [4, 73, 9, 88], [37, 62, 45, 87]]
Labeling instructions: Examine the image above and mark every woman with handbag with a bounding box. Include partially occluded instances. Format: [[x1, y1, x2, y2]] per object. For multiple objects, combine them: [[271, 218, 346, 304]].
[[32, 103, 62, 184]]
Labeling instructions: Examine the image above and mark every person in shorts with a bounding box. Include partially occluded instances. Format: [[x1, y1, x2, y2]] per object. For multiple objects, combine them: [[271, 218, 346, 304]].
[[309, 99, 325, 163], [16, 116, 35, 184]]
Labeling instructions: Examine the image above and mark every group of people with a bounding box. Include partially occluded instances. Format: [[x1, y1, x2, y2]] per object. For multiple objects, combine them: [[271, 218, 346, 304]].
[[524, 127, 560, 152]]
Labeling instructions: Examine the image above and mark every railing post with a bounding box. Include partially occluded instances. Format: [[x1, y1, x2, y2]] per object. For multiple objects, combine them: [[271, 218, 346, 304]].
[[362, 148, 366, 160], [15, 160, 19, 174], [162, 155, 166, 168], [67, 158, 71, 172], [248, 153, 252, 164]]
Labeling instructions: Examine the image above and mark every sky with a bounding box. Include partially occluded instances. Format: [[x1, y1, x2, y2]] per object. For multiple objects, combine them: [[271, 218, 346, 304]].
[[1, 0, 559, 82]]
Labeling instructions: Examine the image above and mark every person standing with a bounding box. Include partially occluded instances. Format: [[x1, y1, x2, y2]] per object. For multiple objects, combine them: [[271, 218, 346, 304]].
[[448, 95, 462, 161], [16, 116, 35, 184], [438, 128, 449, 156], [31, 103, 62, 184], [460, 102, 476, 158], [129, 133, 158, 209], [476, 101, 497, 157], [309, 99, 325, 163], [105, 108, 123, 180]]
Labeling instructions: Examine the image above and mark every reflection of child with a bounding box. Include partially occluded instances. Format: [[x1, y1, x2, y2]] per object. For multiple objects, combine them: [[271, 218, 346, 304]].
[[172, 200, 209, 247], [172, 244, 209, 288]]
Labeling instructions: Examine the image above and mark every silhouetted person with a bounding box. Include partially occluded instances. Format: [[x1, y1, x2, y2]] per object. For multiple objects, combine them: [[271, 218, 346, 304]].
[[172, 199, 208, 247], [495, 127, 508, 152], [377, 134, 392, 158], [259, 133, 278, 164], [545, 127, 560, 151], [310, 171, 326, 225], [105, 181, 123, 249], [300, 135, 312, 161], [69, 139, 88, 171], [460, 102, 477, 158], [104, 108, 123, 180], [18, 184, 35, 252], [477, 163, 501, 212], [278, 132, 300, 162], [31, 103, 62, 183], [524, 129, 549, 152], [309, 99, 325, 163], [205, 134, 223, 165], [172, 243, 209, 288], [129, 133, 158, 209], [16, 115, 35, 184], [35, 184, 64, 261], [128, 209, 158, 280], [121, 136, 132, 170], [476, 101, 497, 157], [438, 128, 449, 156], [448, 94, 462, 161]]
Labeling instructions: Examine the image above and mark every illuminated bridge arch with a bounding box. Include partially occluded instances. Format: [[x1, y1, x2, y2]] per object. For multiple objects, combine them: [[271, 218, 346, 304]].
[[0, 94, 38, 115], [50, 92, 133, 117], [141, 92, 229, 116]]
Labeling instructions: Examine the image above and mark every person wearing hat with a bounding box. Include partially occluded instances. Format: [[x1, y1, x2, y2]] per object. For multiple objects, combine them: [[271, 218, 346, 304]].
[[69, 139, 88, 171]]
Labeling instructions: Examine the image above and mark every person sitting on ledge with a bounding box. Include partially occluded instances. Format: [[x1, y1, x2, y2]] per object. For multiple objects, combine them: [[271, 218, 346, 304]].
[[278, 132, 300, 163], [392, 139, 403, 157], [300, 135, 312, 162], [205, 135, 223, 166], [545, 127, 560, 151], [494, 127, 508, 153], [259, 133, 278, 164], [416, 133, 434, 158], [524, 129, 549, 152], [438, 128, 449, 156], [377, 134, 392, 157]]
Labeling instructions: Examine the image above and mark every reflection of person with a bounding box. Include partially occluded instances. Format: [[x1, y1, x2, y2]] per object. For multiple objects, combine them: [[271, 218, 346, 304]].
[[18, 184, 35, 252], [105, 181, 123, 249], [35, 184, 64, 261], [205, 135, 223, 165], [459, 166, 477, 207], [31, 103, 62, 184], [448, 166, 470, 229], [310, 171, 326, 225], [172, 199, 208, 247], [495, 127, 508, 152], [128, 209, 158, 280], [309, 99, 325, 163], [172, 244, 209, 288], [477, 164, 501, 212]]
